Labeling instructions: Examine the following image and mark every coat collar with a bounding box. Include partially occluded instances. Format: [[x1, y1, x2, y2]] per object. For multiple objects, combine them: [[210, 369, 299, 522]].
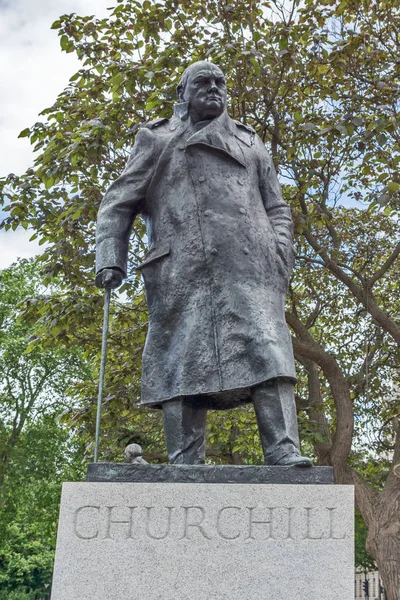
[[173, 109, 247, 168]]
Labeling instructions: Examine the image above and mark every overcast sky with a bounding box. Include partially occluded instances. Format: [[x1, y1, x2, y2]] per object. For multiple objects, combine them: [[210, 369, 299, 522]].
[[0, 0, 112, 269]]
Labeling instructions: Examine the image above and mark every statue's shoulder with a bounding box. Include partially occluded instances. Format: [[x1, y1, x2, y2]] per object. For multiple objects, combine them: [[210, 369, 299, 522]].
[[141, 118, 170, 131], [234, 120, 255, 134], [233, 120, 256, 146]]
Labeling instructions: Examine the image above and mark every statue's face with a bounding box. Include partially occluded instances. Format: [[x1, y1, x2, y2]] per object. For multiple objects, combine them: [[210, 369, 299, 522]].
[[183, 65, 227, 120]]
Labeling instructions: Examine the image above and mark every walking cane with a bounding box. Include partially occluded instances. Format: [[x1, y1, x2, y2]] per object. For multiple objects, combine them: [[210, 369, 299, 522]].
[[94, 286, 111, 463]]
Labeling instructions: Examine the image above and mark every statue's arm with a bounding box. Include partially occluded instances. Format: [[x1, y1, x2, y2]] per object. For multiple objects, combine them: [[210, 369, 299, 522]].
[[256, 136, 295, 275], [95, 128, 155, 287]]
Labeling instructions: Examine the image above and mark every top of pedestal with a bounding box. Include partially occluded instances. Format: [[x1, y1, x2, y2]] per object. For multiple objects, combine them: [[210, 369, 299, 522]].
[[86, 463, 333, 484]]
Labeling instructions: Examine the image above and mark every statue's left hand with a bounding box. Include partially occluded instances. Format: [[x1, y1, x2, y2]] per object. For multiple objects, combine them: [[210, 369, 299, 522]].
[[275, 239, 294, 285], [276, 240, 290, 267]]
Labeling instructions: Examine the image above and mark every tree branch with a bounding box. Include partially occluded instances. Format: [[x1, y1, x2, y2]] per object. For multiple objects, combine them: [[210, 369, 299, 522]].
[[295, 354, 333, 465], [286, 312, 354, 469], [302, 225, 400, 344], [368, 240, 400, 286]]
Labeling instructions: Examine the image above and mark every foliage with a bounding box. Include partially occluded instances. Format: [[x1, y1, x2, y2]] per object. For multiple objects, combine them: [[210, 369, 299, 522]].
[[0, 0, 400, 595], [355, 511, 376, 573], [0, 261, 88, 595], [0, 260, 90, 488], [0, 415, 85, 599]]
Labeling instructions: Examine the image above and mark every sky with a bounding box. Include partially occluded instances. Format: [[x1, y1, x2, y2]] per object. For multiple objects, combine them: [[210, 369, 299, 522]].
[[0, 0, 112, 269]]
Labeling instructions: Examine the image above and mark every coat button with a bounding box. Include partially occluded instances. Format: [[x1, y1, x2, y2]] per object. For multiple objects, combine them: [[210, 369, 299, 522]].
[[204, 210, 212, 216], [179, 144, 185, 150], [238, 180, 244, 186], [170, 125, 177, 131], [239, 207, 246, 214], [242, 247, 250, 255], [211, 248, 218, 255], [198, 175, 205, 182]]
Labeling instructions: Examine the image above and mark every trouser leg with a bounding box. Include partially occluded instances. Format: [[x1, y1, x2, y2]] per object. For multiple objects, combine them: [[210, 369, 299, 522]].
[[252, 379, 301, 465], [162, 397, 207, 464]]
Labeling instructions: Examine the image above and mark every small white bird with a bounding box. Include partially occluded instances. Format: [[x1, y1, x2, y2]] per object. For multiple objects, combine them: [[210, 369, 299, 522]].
[[124, 443, 148, 465]]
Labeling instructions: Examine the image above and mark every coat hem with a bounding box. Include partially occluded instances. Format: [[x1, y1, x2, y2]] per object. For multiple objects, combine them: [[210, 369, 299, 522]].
[[141, 373, 297, 410]]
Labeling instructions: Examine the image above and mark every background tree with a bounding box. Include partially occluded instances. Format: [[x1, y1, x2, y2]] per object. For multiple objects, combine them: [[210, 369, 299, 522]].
[[0, 260, 88, 598], [0, 416, 85, 600], [0, 0, 399, 596], [0, 260, 89, 492]]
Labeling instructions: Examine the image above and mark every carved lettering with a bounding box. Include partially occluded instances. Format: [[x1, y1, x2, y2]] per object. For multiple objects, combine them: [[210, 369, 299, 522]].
[[327, 507, 346, 539], [246, 506, 276, 540], [103, 506, 137, 539], [181, 506, 211, 539], [74, 505, 100, 540], [145, 506, 174, 540], [71, 503, 348, 543], [304, 507, 324, 539], [282, 507, 295, 540], [216, 506, 241, 540]]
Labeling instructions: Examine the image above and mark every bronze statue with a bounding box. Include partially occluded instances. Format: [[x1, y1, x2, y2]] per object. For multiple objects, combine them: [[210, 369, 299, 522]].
[[95, 61, 312, 467]]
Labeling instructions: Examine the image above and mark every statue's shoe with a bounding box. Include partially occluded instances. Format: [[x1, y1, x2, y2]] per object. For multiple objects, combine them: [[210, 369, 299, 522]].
[[274, 453, 313, 468]]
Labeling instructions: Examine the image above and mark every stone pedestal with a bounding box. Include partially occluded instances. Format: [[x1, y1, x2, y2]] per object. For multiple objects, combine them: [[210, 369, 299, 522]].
[[51, 471, 354, 600]]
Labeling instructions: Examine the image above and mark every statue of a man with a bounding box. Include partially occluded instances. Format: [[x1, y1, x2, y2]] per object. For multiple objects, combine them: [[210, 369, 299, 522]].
[[95, 61, 312, 467]]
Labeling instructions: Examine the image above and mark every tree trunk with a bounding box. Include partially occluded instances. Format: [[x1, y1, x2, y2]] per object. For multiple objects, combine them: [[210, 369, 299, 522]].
[[364, 485, 400, 600], [366, 427, 400, 600], [287, 311, 400, 598], [328, 446, 400, 600], [335, 431, 400, 600]]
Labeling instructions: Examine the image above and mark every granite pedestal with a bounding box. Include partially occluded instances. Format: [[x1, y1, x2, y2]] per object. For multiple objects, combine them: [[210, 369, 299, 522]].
[[51, 466, 354, 600]]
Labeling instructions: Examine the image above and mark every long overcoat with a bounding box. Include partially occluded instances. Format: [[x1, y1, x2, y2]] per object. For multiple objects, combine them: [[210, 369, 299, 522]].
[[96, 110, 296, 409]]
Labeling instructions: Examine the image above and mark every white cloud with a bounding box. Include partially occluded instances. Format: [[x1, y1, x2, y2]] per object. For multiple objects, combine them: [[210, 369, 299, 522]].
[[0, 228, 44, 269], [0, 0, 112, 265], [0, 0, 112, 175]]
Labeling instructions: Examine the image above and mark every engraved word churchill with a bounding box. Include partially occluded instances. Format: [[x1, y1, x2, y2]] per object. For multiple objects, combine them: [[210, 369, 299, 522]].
[[73, 504, 347, 542], [95, 60, 312, 468]]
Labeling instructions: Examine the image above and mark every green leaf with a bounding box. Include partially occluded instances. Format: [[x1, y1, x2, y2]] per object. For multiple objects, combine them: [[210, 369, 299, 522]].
[[145, 98, 161, 110], [377, 133, 387, 146], [377, 193, 389, 206], [335, 124, 348, 135], [72, 208, 83, 220], [44, 176, 54, 190], [18, 128, 30, 138], [60, 35, 69, 51], [387, 181, 400, 193], [319, 126, 333, 134]]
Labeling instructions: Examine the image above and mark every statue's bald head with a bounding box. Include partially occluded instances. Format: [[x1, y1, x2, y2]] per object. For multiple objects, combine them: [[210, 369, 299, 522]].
[[177, 61, 225, 102], [176, 61, 227, 123]]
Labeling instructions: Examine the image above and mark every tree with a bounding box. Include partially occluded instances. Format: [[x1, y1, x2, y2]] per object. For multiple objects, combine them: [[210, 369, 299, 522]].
[[0, 414, 86, 599], [0, 260, 89, 493], [0, 0, 399, 596], [0, 260, 88, 597]]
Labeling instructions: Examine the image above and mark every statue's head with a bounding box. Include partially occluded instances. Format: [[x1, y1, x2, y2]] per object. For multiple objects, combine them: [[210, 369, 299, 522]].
[[176, 61, 227, 122]]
